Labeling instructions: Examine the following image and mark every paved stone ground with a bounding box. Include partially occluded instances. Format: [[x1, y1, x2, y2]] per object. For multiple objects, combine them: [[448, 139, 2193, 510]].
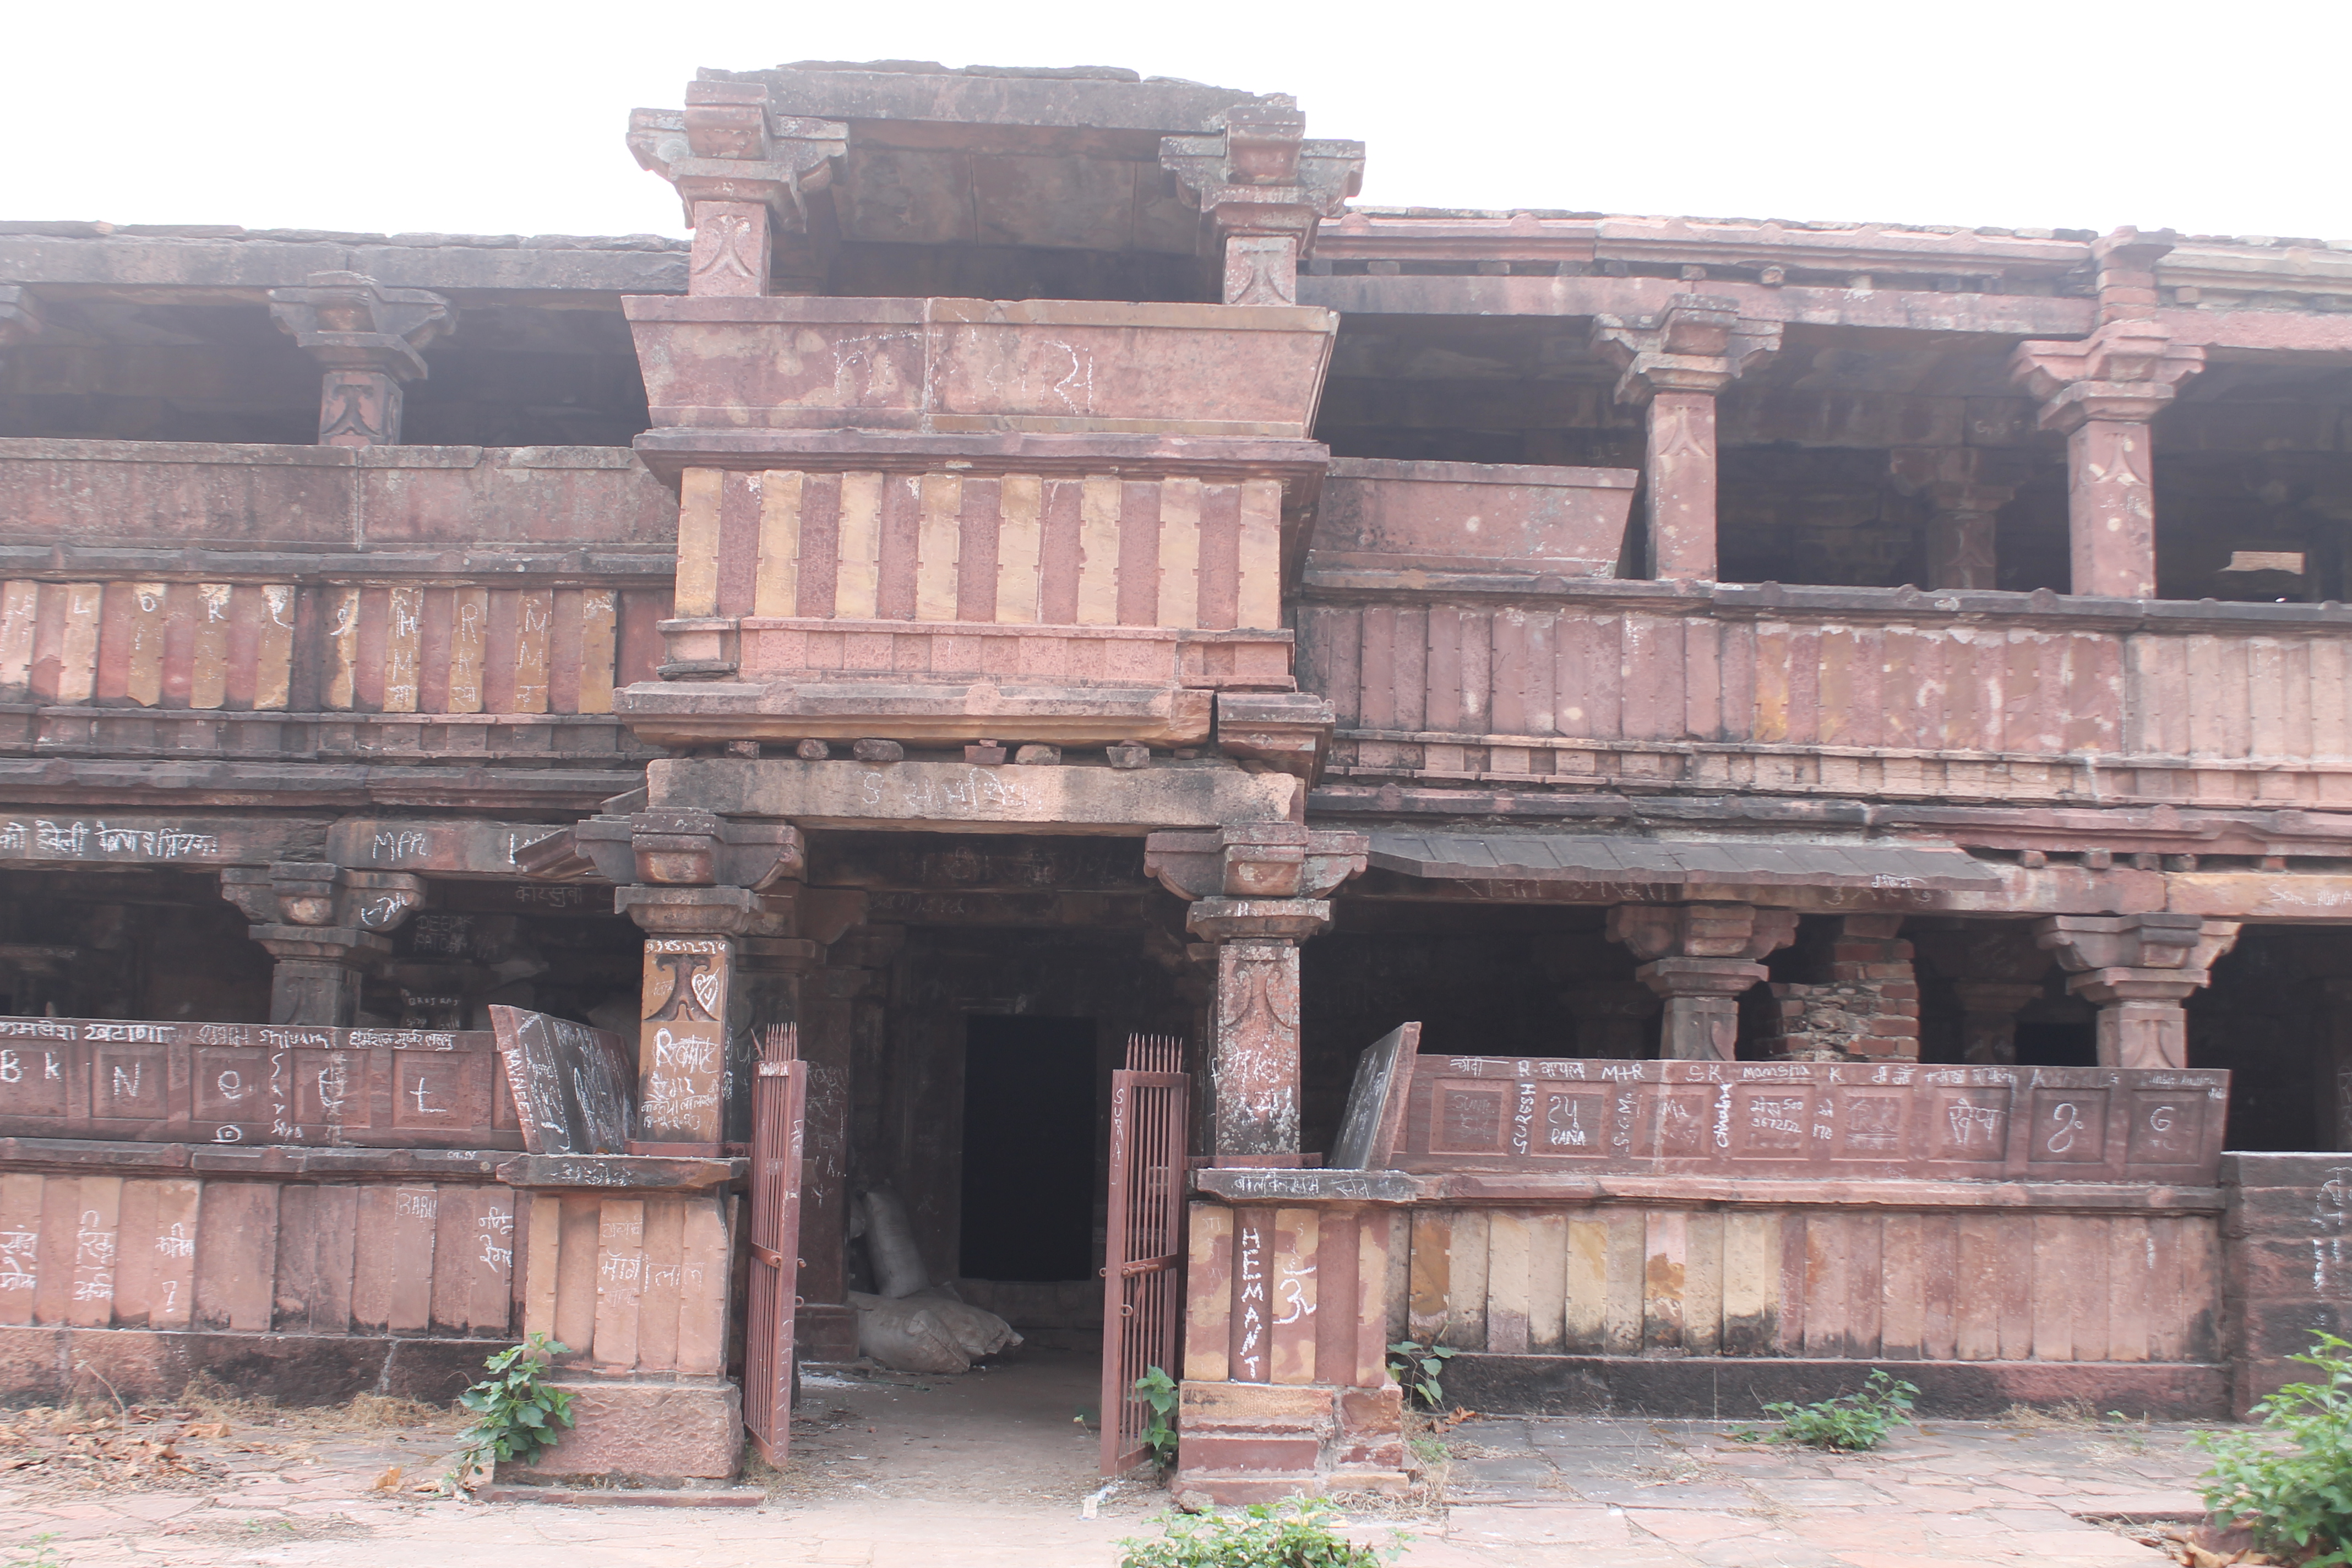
[[0, 1391, 2220, 1567]]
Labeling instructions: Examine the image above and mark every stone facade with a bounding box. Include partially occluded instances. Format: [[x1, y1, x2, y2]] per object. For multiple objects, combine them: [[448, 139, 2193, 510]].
[[1, 57, 2351, 1497]]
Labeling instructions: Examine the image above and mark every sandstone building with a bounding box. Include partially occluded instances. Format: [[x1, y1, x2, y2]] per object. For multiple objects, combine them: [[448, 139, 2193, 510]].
[[0, 61, 2348, 1496]]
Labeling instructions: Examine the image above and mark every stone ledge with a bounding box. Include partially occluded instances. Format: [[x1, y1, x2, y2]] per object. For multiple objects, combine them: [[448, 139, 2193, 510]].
[[0, 1325, 493, 1404], [1444, 1353, 2228, 1420]]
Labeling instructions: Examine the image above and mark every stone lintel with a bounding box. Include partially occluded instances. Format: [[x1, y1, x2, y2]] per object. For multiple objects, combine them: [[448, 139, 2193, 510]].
[[646, 757, 1302, 834]]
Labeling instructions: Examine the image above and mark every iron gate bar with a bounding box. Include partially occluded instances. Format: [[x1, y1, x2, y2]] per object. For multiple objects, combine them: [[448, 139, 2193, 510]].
[[744, 1022, 805, 1466], [1101, 1032, 1188, 1476]]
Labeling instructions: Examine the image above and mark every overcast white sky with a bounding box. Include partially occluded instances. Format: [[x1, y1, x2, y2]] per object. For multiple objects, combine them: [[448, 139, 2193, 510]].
[[6, 0, 2345, 244]]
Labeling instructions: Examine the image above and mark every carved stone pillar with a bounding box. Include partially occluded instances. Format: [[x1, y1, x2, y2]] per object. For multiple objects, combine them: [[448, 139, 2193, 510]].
[[1606, 902, 1798, 1060], [1890, 448, 2019, 591], [220, 862, 426, 1026], [1590, 296, 1780, 581], [522, 807, 803, 1155], [2033, 913, 2241, 1070], [1146, 826, 1368, 1159], [2010, 230, 2204, 598], [628, 81, 847, 297], [265, 272, 454, 447], [1911, 922, 2054, 1065], [1561, 983, 1660, 1059], [1159, 101, 1364, 305]]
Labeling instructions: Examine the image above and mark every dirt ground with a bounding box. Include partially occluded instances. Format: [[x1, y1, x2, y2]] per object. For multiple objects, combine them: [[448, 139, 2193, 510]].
[[0, 1354, 2245, 1568]]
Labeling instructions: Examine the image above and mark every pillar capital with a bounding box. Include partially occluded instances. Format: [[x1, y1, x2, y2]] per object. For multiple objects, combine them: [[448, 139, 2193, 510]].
[[2011, 317, 2206, 434], [1607, 901, 1798, 963], [627, 81, 847, 297], [266, 271, 454, 447], [1146, 825, 1366, 905], [1587, 295, 1777, 582], [519, 809, 803, 891], [1589, 294, 1780, 406], [2033, 914, 2240, 1069], [2033, 912, 2240, 976], [1605, 903, 1795, 1061], [2007, 317, 2204, 599], [1160, 100, 1364, 304]]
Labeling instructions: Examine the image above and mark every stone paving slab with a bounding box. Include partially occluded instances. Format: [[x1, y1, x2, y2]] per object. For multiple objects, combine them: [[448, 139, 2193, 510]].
[[0, 1406, 2233, 1566]]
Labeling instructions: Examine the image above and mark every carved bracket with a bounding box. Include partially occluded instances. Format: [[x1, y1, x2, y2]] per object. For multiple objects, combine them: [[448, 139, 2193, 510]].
[[2008, 319, 2206, 431], [1145, 825, 1367, 903], [1214, 691, 1335, 783], [518, 811, 803, 891], [1590, 293, 1781, 405], [628, 83, 847, 226], [1606, 901, 1798, 963], [1159, 99, 1364, 304], [220, 862, 427, 934]]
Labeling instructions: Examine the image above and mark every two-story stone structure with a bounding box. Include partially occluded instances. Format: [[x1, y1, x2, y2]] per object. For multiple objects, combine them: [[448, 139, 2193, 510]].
[[3, 59, 2351, 1498]]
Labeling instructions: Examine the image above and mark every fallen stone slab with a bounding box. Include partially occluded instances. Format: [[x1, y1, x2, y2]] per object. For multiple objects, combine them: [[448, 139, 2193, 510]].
[[476, 1483, 766, 1508]]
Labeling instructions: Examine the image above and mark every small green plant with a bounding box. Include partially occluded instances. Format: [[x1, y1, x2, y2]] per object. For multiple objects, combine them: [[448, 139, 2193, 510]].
[[1136, 1366, 1180, 1474], [1385, 1337, 1456, 1411], [448, 1333, 575, 1484], [1119, 1496, 1406, 1567], [1757, 1370, 1919, 1451], [5, 1534, 63, 1568], [2199, 1331, 2352, 1565]]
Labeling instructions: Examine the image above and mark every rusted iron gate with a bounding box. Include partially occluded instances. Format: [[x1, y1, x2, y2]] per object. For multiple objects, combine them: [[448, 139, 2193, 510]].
[[744, 1022, 807, 1464], [1101, 1032, 1189, 1476]]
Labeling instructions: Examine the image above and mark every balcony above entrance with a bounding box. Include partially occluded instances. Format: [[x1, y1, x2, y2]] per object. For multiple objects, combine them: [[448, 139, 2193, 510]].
[[615, 295, 1339, 757]]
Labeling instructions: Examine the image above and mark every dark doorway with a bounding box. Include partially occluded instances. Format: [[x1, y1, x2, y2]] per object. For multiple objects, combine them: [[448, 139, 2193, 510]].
[[959, 1016, 1097, 1282]]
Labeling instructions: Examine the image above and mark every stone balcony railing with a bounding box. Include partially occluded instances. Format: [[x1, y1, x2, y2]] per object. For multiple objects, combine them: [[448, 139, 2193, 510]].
[[0, 440, 675, 768], [1296, 578, 2352, 808]]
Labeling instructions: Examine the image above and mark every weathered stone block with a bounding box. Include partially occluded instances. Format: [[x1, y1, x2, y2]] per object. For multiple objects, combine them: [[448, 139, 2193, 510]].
[[504, 1380, 742, 1483]]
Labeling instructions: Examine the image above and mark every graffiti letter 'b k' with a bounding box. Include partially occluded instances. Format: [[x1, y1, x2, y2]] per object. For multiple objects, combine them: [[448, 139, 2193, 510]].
[[647, 951, 719, 1022]]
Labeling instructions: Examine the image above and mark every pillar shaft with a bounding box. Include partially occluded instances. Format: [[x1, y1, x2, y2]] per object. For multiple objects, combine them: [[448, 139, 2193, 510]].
[[686, 200, 774, 296], [1646, 390, 1719, 580], [2066, 415, 2158, 598], [1211, 937, 1305, 1155], [1636, 958, 1766, 1060], [1951, 979, 2045, 1066]]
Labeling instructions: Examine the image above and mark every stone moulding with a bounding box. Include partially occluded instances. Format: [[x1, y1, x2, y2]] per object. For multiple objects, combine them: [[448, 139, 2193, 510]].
[[623, 295, 1338, 440]]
